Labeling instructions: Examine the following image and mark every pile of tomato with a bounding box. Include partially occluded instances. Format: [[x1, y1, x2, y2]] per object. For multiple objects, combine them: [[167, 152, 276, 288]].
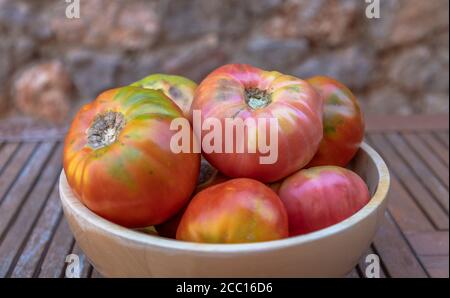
[[63, 64, 369, 244]]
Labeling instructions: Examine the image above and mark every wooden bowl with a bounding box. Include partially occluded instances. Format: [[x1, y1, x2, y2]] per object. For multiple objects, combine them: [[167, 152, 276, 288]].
[[59, 142, 390, 277]]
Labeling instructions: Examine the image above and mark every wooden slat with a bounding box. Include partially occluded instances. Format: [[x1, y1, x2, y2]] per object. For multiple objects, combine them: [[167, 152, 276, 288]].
[[0, 142, 55, 240], [405, 232, 449, 256], [0, 143, 62, 277], [0, 143, 37, 203], [366, 115, 449, 132], [386, 133, 449, 212], [387, 177, 434, 232], [37, 219, 74, 278], [436, 132, 449, 147], [372, 212, 428, 277], [0, 143, 19, 173], [368, 134, 449, 230], [419, 256, 449, 278], [0, 116, 68, 142], [418, 132, 449, 167], [403, 133, 449, 188], [10, 184, 62, 278]]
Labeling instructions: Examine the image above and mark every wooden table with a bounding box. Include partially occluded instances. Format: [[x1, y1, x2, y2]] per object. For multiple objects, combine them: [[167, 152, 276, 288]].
[[0, 115, 448, 278]]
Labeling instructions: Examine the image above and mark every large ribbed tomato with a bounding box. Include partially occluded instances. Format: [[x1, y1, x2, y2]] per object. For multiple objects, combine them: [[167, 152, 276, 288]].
[[278, 166, 370, 236], [63, 86, 200, 228], [131, 74, 197, 118], [191, 64, 323, 183], [176, 178, 288, 243], [306, 76, 364, 167]]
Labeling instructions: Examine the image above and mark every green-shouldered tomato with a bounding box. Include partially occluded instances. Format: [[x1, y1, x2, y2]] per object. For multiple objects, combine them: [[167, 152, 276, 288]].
[[131, 74, 197, 118], [63, 86, 200, 228]]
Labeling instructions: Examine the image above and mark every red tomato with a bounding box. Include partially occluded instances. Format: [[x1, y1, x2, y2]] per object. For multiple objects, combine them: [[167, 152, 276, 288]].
[[131, 74, 197, 118], [306, 76, 365, 167], [64, 87, 200, 228], [278, 166, 370, 236], [176, 178, 289, 243], [191, 64, 323, 183]]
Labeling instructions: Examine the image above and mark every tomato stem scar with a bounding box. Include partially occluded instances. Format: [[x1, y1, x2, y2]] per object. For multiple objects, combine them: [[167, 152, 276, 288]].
[[87, 111, 126, 149], [245, 88, 271, 110]]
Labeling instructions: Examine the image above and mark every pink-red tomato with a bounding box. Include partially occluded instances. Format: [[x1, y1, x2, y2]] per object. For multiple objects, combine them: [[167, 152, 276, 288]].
[[176, 178, 289, 243], [306, 76, 365, 167], [191, 64, 323, 183], [278, 166, 370, 236], [64, 87, 200, 228]]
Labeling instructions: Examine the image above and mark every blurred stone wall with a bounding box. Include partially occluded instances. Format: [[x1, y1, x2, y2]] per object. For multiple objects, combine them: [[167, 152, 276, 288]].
[[0, 0, 448, 123]]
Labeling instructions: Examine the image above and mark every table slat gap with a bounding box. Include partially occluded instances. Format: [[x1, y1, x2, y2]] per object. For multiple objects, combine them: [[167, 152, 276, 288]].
[[372, 211, 429, 277], [37, 218, 76, 278], [0, 143, 55, 242], [1, 145, 63, 277], [0, 142, 20, 176], [386, 176, 435, 232], [367, 134, 449, 230], [10, 183, 62, 278], [0, 143, 37, 205], [419, 255, 449, 278], [384, 133, 449, 213], [417, 132, 449, 167], [31, 210, 64, 278], [402, 133, 449, 188]]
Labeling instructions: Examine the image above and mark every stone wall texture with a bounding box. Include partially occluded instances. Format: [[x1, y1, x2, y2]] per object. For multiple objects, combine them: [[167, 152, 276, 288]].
[[0, 0, 449, 122]]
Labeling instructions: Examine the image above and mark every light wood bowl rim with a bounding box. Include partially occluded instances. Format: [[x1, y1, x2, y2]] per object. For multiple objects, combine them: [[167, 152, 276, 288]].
[[60, 142, 390, 253]]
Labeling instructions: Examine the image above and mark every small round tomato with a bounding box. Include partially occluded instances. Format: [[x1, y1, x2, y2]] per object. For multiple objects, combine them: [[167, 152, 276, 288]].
[[306, 76, 364, 167], [176, 178, 288, 243], [191, 64, 323, 183], [131, 74, 197, 117], [64, 86, 200, 228], [278, 166, 370, 236]]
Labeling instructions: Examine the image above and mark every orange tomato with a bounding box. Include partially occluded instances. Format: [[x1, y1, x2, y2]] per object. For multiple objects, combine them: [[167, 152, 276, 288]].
[[176, 178, 289, 243]]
